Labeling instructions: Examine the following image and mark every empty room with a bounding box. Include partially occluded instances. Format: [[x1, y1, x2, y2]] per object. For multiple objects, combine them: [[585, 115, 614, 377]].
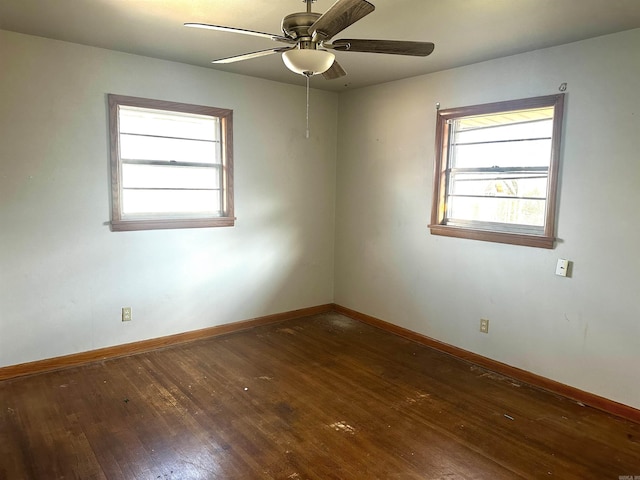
[[1, 0, 639, 478]]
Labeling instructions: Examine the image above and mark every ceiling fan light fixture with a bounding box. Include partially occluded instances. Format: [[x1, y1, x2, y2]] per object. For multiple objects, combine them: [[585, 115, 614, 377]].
[[282, 49, 335, 76]]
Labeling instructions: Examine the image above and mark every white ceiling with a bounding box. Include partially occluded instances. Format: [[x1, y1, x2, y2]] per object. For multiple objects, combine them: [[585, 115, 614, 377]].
[[1, 0, 639, 92]]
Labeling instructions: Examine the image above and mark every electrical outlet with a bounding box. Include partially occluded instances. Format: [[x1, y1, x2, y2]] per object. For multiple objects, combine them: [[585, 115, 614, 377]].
[[122, 307, 132, 322], [480, 318, 489, 334]]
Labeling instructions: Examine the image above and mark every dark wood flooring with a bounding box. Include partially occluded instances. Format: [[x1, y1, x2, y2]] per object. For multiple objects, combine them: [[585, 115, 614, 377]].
[[1, 313, 638, 479]]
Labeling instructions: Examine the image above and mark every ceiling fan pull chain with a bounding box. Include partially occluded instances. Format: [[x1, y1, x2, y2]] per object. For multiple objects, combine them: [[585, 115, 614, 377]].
[[305, 73, 311, 139]]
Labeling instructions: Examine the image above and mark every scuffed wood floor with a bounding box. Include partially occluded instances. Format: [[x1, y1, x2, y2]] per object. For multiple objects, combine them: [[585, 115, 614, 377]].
[[1, 313, 638, 479]]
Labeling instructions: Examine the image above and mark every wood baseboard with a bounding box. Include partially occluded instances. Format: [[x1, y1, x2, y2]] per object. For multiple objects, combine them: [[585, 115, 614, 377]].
[[3, 301, 638, 424], [0, 304, 333, 381], [333, 303, 640, 424]]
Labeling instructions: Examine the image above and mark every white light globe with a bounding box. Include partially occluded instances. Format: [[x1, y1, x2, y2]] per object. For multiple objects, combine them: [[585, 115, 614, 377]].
[[282, 49, 335, 76]]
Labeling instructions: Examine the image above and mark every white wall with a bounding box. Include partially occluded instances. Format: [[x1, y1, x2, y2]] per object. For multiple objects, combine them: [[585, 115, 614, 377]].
[[2, 27, 638, 412], [0, 30, 338, 367], [334, 29, 640, 410]]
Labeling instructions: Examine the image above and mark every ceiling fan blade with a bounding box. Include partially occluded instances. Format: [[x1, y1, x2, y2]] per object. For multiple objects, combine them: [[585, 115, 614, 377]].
[[330, 39, 435, 56], [212, 47, 293, 64], [322, 60, 347, 80], [185, 23, 294, 43], [309, 0, 375, 42]]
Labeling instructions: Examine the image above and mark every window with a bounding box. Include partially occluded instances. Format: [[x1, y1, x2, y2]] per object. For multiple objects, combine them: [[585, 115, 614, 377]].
[[430, 94, 564, 248], [108, 95, 234, 231]]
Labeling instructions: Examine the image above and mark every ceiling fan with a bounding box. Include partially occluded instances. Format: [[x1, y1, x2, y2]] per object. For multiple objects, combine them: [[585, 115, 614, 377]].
[[185, 0, 435, 80]]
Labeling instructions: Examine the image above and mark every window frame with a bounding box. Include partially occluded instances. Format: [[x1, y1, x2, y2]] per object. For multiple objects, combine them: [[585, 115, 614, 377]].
[[108, 94, 234, 231], [430, 94, 565, 249]]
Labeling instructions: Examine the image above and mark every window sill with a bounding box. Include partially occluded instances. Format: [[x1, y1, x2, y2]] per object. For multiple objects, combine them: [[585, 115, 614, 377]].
[[111, 217, 235, 232], [429, 224, 554, 249]]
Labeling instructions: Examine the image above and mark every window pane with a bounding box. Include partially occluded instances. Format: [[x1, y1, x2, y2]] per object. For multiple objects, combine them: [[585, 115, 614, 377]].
[[119, 106, 220, 142], [122, 189, 221, 215], [120, 134, 220, 165], [450, 172, 548, 199], [444, 103, 554, 228], [451, 138, 552, 169], [455, 117, 553, 144], [122, 164, 221, 190], [448, 196, 546, 227]]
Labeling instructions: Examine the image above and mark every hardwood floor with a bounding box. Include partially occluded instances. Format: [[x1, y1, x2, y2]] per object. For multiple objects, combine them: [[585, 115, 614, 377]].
[[1, 312, 638, 479]]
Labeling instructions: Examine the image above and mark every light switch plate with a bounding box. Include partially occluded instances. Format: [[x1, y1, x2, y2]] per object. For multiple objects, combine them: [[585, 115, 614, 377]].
[[555, 259, 569, 277]]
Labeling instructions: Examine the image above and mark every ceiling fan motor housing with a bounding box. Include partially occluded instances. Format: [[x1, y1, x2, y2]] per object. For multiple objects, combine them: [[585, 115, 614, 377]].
[[281, 12, 321, 41]]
